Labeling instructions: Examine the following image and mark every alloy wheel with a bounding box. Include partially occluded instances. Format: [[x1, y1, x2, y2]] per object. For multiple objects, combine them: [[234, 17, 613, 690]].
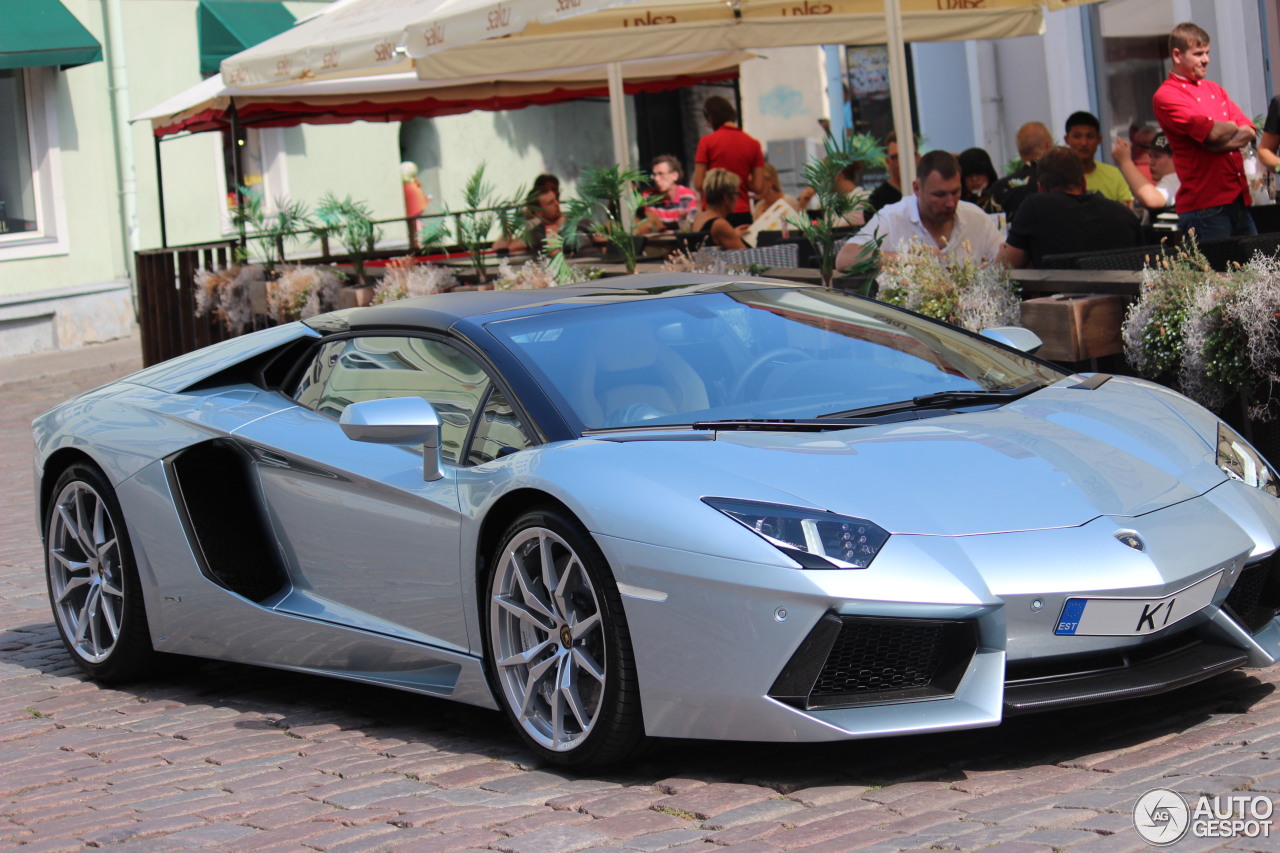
[[47, 480, 126, 664], [490, 526, 607, 752]]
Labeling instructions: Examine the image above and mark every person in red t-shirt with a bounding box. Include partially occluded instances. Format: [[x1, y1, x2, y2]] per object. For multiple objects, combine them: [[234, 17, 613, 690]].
[[692, 96, 764, 228], [1152, 21, 1257, 240]]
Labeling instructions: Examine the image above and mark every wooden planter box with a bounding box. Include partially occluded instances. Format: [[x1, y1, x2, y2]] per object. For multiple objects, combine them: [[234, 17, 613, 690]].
[[1019, 293, 1132, 363]]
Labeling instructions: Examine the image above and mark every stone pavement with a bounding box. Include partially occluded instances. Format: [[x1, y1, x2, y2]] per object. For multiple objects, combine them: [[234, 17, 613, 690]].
[[5, 338, 1280, 852]]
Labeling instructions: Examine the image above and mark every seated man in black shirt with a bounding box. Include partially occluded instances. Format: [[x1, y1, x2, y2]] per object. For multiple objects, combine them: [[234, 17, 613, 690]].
[[998, 146, 1142, 269]]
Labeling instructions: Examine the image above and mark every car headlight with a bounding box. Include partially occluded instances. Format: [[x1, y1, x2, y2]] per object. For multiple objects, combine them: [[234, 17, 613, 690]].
[[1217, 422, 1279, 497], [703, 497, 889, 569]]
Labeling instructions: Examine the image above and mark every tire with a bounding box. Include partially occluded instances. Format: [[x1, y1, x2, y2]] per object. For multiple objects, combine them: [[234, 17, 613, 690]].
[[485, 506, 646, 768], [44, 462, 161, 682]]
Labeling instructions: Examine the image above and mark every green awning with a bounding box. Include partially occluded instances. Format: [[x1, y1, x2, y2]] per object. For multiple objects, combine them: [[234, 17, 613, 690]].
[[0, 0, 102, 71], [199, 0, 296, 76]]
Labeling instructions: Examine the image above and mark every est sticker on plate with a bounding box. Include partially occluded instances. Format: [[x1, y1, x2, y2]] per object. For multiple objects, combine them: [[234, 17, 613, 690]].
[[1054, 572, 1222, 637]]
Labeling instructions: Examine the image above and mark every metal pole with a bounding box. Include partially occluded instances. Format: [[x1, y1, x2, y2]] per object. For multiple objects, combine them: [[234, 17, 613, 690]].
[[102, 0, 139, 312], [607, 62, 633, 228], [229, 102, 247, 251], [154, 134, 168, 249], [884, 0, 917, 191]]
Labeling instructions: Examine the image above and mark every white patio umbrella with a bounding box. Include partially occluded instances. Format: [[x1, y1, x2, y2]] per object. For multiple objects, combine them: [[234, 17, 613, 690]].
[[137, 50, 756, 138], [223, 0, 1105, 188]]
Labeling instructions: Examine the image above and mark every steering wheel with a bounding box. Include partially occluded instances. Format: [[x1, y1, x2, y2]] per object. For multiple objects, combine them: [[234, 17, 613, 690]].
[[603, 402, 673, 428], [732, 348, 812, 400]]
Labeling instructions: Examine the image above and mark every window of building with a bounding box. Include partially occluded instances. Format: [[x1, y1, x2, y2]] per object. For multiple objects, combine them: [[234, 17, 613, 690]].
[[216, 124, 288, 233], [0, 67, 66, 257]]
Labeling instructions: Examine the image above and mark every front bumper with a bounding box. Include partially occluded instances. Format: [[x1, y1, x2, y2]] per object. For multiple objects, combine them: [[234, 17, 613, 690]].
[[596, 482, 1280, 743]]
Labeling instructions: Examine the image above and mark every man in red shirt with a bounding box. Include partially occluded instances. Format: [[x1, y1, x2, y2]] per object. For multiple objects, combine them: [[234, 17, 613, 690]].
[[1152, 21, 1257, 240], [692, 96, 764, 228]]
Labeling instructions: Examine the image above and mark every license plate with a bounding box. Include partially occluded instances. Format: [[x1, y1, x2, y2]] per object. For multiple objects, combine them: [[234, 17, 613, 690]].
[[1054, 572, 1222, 637]]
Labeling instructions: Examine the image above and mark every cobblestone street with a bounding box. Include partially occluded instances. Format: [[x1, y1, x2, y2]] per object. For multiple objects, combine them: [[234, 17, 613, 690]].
[[7, 338, 1280, 852]]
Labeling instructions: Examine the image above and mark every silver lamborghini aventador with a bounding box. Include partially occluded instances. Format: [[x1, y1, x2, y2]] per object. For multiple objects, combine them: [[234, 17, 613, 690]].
[[32, 274, 1280, 767]]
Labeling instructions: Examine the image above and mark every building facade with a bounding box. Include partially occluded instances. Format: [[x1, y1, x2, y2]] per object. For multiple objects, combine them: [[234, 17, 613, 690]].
[[1, 0, 400, 358], [5, 0, 1277, 357]]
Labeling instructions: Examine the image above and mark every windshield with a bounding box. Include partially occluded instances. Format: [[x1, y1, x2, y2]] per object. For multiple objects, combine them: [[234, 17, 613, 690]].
[[487, 286, 1066, 431]]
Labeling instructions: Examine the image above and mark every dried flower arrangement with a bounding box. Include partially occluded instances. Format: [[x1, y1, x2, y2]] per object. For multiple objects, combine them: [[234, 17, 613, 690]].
[[370, 257, 458, 305], [266, 264, 344, 322], [193, 264, 264, 335], [661, 249, 747, 276], [493, 257, 559, 290], [875, 240, 1020, 331]]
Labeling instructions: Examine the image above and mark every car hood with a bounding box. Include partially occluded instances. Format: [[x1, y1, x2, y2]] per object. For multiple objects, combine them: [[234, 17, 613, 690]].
[[599, 378, 1229, 536]]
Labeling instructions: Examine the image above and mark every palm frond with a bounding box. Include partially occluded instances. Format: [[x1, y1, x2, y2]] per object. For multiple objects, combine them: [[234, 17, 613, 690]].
[[462, 164, 495, 211], [791, 132, 885, 285]]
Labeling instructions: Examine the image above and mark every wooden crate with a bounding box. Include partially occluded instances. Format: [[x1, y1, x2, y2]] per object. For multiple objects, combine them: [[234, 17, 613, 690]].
[[1019, 293, 1133, 362]]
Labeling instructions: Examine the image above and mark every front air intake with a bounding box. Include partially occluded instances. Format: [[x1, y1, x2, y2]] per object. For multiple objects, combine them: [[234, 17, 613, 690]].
[[1224, 553, 1280, 634], [769, 613, 978, 710]]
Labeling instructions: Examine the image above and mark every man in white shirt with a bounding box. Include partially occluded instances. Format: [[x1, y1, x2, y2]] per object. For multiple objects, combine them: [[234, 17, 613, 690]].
[[836, 149, 1004, 269], [1112, 132, 1181, 230]]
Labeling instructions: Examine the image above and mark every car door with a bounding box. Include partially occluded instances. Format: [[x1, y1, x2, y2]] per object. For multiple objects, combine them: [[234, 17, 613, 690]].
[[231, 333, 529, 652]]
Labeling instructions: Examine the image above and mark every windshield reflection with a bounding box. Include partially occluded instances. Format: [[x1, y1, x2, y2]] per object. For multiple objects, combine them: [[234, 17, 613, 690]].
[[487, 288, 1065, 431]]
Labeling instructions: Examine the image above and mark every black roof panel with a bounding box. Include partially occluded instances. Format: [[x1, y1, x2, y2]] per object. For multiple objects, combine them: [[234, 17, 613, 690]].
[[303, 273, 809, 335]]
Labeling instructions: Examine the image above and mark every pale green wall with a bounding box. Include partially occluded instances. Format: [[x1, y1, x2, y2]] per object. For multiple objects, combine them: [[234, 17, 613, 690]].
[[280, 122, 402, 226], [0, 1, 120, 298], [403, 98, 637, 218], [129, 0, 399, 252], [130, 0, 223, 251], [1, 0, 630, 303], [1, 0, 399, 301]]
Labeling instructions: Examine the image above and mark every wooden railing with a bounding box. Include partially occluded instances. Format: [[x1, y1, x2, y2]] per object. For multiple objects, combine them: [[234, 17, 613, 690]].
[[135, 241, 239, 367]]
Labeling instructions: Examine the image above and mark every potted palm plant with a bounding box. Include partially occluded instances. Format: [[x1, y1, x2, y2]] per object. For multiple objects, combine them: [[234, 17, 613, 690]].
[[788, 133, 884, 288], [448, 164, 501, 285], [228, 188, 312, 276], [552, 165, 648, 278], [313, 193, 382, 287]]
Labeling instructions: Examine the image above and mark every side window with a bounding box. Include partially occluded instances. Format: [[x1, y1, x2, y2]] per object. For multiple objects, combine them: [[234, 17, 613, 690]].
[[293, 336, 513, 465], [468, 387, 533, 465]]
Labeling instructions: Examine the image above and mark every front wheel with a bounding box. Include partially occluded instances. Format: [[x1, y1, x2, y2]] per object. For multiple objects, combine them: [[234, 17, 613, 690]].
[[45, 463, 161, 682], [486, 507, 645, 768]]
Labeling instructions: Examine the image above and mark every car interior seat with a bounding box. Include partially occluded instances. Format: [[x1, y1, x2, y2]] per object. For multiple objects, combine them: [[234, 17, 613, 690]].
[[573, 323, 710, 427]]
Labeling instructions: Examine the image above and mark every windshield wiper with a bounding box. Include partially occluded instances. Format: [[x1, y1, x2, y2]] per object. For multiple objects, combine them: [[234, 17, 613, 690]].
[[822, 380, 1047, 419], [692, 410, 953, 431]]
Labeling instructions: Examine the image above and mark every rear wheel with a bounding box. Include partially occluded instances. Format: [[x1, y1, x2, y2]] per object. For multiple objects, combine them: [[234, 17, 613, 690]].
[[486, 507, 645, 768], [45, 463, 160, 682]]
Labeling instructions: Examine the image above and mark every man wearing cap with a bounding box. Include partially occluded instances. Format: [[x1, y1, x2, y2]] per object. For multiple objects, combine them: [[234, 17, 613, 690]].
[[1112, 132, 1180, 231], [1152, 21, 1256, 239]]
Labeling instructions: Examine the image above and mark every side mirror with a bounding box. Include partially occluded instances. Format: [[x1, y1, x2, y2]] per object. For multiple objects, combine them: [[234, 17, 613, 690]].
[[981, 326, 1043, 355], [339, 397, 444, 482]]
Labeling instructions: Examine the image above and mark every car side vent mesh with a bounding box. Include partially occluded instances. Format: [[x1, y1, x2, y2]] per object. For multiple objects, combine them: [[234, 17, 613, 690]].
[[168, 440, 287, 603], [1224, 553, 1280, 635], [769, 614, 978, 710]]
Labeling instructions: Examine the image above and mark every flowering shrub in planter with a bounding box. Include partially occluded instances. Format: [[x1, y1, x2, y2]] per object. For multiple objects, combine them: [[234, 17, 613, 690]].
[[1123, 240, 1280, 422]]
